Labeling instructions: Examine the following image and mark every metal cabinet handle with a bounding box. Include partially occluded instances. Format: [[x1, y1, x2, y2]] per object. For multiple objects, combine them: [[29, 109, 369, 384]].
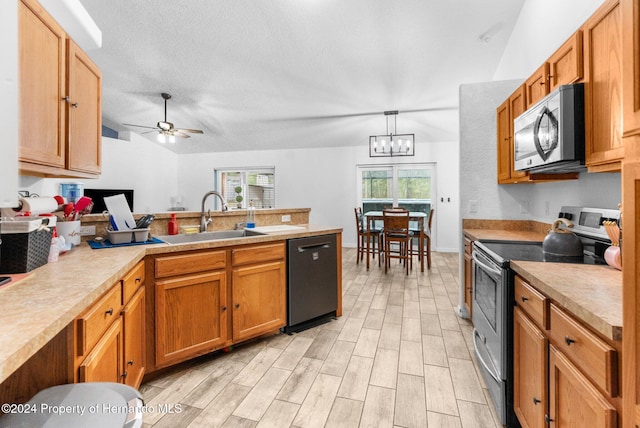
[[62, 96, 70, 102], [71, 102, 78, 108], [520, 295, 529, 302], [135, 277, 142, 283], [128, 360, 134, 366], [545, 414, 554, 423], [565, 336, 576, 346], [222, 306, 227, 312], [533, 397, 541, 405], [235, 303, 240, 309], [105, 308, 114, 315], [121, 371, 128, 378]]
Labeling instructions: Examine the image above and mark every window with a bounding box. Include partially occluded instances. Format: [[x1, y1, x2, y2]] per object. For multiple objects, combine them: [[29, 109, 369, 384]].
[[215, 167, 275, 209], [357, 164, 434, 215]]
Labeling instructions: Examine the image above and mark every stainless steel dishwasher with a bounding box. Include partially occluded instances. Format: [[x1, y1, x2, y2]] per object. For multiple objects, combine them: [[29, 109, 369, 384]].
[[284, 234, 338, 333]]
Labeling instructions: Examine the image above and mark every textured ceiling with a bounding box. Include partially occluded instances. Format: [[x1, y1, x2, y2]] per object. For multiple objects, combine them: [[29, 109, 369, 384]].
[[79, 0, 524, 154]]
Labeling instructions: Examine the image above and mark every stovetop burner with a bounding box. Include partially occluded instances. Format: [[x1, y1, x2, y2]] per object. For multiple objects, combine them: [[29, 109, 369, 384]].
[[477, 240, 607, 266]]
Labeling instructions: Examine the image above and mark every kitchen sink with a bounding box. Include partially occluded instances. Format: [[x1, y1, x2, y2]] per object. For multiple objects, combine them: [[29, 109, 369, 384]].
[[156, 229, 266, 244]]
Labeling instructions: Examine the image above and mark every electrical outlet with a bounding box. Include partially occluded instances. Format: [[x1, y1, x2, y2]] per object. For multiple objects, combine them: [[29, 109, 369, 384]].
[[281, 214, 291, 222], [79, 225, 96, 236], [469, 200, 478, 213]]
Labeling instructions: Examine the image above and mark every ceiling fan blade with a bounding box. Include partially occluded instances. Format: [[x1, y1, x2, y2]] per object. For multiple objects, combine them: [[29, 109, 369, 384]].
[[175, 128, 204, 134], [123, 123, 159, 130], [172, 131, 191, 138]]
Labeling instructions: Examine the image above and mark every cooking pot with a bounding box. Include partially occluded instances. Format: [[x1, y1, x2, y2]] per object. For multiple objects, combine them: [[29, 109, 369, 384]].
[[542, 218, 584, 259]]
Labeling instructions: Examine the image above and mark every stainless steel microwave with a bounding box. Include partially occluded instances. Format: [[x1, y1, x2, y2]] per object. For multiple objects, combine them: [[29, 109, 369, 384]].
[[513, 83, 585, 173]]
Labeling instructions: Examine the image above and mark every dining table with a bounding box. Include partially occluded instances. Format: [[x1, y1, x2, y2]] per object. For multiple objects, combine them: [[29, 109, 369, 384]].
[[364, 211, 428, 272]]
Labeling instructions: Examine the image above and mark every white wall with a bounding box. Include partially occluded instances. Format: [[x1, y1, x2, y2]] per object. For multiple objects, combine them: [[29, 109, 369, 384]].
[[177, 138, 460, 252], [494, 0, 606, 81], [0, 0, 18, 208], [19, 133, 179, 214]]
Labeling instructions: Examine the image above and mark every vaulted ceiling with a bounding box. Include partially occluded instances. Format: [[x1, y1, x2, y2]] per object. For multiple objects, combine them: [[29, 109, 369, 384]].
[[80, 0, 524, 154]]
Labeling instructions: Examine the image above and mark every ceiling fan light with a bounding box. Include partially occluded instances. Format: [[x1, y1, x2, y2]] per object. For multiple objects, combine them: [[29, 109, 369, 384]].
[[157, 133, 166, 143], [168, 134, 176, 143]]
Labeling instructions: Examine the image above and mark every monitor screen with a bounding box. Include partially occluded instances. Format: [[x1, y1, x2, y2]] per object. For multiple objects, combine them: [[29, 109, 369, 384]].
[[83, 189, 134, 214]]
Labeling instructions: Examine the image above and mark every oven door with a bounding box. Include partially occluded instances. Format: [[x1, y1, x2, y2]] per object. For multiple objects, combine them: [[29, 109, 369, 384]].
[[472, 247, 508, 424]]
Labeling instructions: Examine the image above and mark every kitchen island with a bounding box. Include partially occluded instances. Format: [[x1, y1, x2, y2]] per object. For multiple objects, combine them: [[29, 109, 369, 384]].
[[0, 223, 341, 404]]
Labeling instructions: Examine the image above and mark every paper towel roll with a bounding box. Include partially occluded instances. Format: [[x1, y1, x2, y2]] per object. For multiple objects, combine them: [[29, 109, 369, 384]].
[[18, 197, 58, 215]]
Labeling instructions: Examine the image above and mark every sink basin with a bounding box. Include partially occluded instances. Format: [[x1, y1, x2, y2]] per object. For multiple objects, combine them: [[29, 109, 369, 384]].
[[157, 229, 266, 244]]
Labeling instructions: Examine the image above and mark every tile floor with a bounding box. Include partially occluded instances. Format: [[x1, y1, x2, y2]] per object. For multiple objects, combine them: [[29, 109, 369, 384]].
[[140, 248, 502, 428]]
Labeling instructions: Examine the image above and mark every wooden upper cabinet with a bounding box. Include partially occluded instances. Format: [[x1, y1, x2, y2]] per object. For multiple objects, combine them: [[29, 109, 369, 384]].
[[548, 31, 584, 92], [18, 0, 66, 169], [508, 86, 529, 181], [525, 63, 549, 108], [583, 0, 624, 172], [18, 0, 102, 178], [622, 0, 640, 137], [496, 98, 512, 184], [67, 40, 102, 174]]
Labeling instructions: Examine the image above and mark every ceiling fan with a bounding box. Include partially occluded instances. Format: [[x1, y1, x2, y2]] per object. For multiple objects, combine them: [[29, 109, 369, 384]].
[[124, 92, 204, 143]]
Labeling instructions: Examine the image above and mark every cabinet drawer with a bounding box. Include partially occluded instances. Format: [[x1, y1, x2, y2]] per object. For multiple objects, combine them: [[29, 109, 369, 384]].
[[232, 242, 285, 266], [122, 261, 145, 304], [548, 303, 618, 396], [77, 283, 122, 356], [155, 250, 226, 278], [514, 276, 548, 329]]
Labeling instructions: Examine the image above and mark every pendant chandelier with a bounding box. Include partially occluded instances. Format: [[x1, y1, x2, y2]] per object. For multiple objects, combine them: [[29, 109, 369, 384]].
[[369, 110, 415, 157]]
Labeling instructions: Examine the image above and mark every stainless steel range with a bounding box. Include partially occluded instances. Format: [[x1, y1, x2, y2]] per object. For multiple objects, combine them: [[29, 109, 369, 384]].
[[471, 206, 620, 427]]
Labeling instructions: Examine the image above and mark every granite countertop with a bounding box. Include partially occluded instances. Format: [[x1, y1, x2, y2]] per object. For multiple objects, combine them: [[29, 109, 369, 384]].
[[0, 224, 341, 384], [464, 227, 622, 343]]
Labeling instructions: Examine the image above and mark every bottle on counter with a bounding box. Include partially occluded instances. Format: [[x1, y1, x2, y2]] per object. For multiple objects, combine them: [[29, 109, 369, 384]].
[[246, 201, 255, 229], [168, 213, 179, 235], [48, 227, 59, 262]]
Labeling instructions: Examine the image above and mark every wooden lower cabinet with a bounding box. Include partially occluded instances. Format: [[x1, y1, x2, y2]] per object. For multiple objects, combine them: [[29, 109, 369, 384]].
[[549, 345, 617, 427], [232, 260, 286, 342], [514, 307, 548, 428], [79, 317, 123, 383], [155, 271, 227, 368], [463, 237, 473, 318], [513, 276, 620, 427], [122, 287, 145, 387]]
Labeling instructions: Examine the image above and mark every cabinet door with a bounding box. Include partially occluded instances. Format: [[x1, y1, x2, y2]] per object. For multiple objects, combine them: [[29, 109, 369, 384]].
[[548, 345, 617, 427], [122, 287, 145, 388], [66, 40, 101, 174], [548, 31, 584, 91], [496, 99, 512, 184], [622, 154, 640, 428], [584, 0, 624, 171], [513, 308, 548, 428], [509, 86, 529, 181], [18, 0, 66, 168], [622, 0, 640, 136], [232, 260, 286, 342], [525, 63, 549, 107], [155, 271, 227, 367], [79, 317, 123, 383]]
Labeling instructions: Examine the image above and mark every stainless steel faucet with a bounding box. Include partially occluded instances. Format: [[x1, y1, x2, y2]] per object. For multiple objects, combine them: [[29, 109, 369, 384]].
[[200, 191, 229, 232]]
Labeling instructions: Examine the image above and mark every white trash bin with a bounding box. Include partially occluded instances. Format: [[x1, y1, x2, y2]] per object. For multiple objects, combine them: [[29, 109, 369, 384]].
[[1, 382, 143, 427]]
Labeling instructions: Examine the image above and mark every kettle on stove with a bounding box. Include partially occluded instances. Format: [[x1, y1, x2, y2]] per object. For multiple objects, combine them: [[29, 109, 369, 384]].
[[542, 218, 584, 259]]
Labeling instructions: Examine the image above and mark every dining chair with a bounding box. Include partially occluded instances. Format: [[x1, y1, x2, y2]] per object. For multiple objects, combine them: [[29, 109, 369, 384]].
[[382, 209, 413, 274], [354, 207, 382, 265], [413, 208, 434, 269]]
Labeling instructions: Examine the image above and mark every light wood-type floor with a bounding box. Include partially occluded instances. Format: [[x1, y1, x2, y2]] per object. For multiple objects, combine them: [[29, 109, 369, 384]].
[[140, 248, 502, 428]]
